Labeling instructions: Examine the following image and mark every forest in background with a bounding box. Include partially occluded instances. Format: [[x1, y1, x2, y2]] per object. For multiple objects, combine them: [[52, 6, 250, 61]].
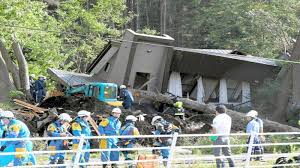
[[1, 0, 300, 83]]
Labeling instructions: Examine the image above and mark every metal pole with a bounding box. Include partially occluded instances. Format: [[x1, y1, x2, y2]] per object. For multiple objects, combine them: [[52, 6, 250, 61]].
[[166, 132, 178, 168], [245, 133, 255, 168], [73, 135, 85, 168]]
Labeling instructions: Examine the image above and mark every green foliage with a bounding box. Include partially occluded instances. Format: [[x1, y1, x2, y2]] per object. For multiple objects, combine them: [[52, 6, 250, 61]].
[[57, 0, 128, 72], [0, 0, 128, 77], [252, 79, 281, 116], [178, 134, 299, 157], [0, 0, 63, 77], [8, 89, 25, 99], [178, 136, 248, 155], [286, 106, 300, 126], [136, 0, 300, 58], [137, 27, 159, 35], [0, 102, 14, 110], [265, 135, 300, 153]]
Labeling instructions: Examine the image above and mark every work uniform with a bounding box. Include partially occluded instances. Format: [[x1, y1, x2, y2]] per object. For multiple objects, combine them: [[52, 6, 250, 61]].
[[153, 121, 179, 161], [98, 116, 121, 167], [173, 101, 184, 116], [47, 120, 69, 167], [246, 119, 261, 159], [2, 119, 36, 166], [35, 79, 46, 103], [120, 89, 134, 109], [120, 122, 140, 167], [72, 117, 92, 166], [0, 123, 6, 148], [29, 77, 36, 99]]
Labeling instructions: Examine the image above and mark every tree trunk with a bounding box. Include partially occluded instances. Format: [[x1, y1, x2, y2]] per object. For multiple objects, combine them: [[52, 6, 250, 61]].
[[0, 39, 21, 89], [0, 52, 14, 101], [136, 0, 140, 30], [12, 34, 32, 99], [131, 0, 135, 30], [145, 0, 149, 27], [160, 0, 166, 34], [132, 89, 300, 132]]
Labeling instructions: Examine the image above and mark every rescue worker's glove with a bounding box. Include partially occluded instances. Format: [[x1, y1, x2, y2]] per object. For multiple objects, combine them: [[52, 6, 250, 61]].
[[0, 145, 6, 151], [62, 141, 73, 150]]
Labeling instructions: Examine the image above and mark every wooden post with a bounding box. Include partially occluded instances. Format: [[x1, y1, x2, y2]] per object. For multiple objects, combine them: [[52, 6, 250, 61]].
[[219, 78, 228, 104]]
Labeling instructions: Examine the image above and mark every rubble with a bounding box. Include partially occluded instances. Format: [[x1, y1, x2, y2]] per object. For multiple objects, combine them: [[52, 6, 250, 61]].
[[11, 89, 300, 138]]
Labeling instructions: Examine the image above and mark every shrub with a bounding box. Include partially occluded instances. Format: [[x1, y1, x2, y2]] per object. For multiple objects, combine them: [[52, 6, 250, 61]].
[[8, 90, 25, 100]]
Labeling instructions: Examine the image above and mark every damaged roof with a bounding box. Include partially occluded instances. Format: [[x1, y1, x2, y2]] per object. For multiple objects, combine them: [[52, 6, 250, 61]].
[[172, 47, 280, 81], [48, 68, 98, 86], [174, 47, 278, 66]]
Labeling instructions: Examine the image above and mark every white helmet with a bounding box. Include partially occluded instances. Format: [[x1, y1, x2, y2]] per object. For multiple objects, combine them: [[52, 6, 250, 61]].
[[151, 116, 163, 125], [120, 85, 126, 89], [248, 110, 258, 117], [30, 74, 35, 78], [125, 115, 138, 122], [112, 108, 122, 114], [0, 111, 15, 118], [246, 110, 257, 118], [58, 113, 72, 122], [78, 110, 91, 117], [39, 75, 46, 80]]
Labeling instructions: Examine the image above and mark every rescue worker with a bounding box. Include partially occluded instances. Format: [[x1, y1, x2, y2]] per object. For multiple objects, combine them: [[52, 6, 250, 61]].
[[72, 110, 92, 167], [120, 115, 140, 168], [173, 98, 185, 120], [245, 110, 261, 161], [98, 108, 122, 168], [119, 85, 134, 110], [0, 108, 5, 147], [151, 116, 179, 166], [35, 75, 46, 103], [29, 74, 36, 99], [0, 110, 36, 166], [47, 113, 72, 167]]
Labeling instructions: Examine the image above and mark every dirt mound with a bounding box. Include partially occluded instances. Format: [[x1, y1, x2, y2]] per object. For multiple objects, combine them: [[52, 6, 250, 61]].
[[40, 96, 113, 114], [38, 96, 210, 136]]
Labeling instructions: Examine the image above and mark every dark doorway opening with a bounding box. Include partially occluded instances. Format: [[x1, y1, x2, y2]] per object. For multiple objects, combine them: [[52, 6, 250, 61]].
[[133, 72, 150, 90]]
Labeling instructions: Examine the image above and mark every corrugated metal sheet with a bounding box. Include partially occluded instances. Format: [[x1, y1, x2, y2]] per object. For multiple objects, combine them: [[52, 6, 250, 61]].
[[174, 47, 278, 66], [193, 49, 234, 55], [47, 68, 98, 86]]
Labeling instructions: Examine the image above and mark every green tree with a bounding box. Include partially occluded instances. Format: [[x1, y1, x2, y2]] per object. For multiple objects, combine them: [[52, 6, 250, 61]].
[[57, 0, 128, 72], [133, 0, 300, 58], [0, 0, 129, 99], [0, 0, 63, 76]]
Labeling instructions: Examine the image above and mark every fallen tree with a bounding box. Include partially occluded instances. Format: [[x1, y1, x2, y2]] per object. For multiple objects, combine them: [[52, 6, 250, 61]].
[[132, 89, 300, 132]]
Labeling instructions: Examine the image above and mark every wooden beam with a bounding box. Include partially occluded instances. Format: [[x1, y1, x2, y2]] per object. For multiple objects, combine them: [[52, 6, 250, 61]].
[[132, 89, 300, 132], [87, 117, 100, 136]]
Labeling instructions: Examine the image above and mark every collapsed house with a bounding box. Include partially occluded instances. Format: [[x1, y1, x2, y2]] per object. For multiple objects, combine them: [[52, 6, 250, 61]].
[[49, 29, 280, 108]]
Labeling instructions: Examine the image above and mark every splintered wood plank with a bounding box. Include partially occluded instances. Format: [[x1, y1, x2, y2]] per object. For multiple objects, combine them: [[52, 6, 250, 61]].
[[87, 117, 100, 136], [13, 99, 47, 113]]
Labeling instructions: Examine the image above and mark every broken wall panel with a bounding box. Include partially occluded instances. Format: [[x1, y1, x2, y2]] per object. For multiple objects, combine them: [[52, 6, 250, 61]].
[[128, 41, 167, 91], [167, 72, 182, 97]]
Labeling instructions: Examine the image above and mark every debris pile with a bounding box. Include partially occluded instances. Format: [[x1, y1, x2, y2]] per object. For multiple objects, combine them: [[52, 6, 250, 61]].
[[11, 89, 300, 137]]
